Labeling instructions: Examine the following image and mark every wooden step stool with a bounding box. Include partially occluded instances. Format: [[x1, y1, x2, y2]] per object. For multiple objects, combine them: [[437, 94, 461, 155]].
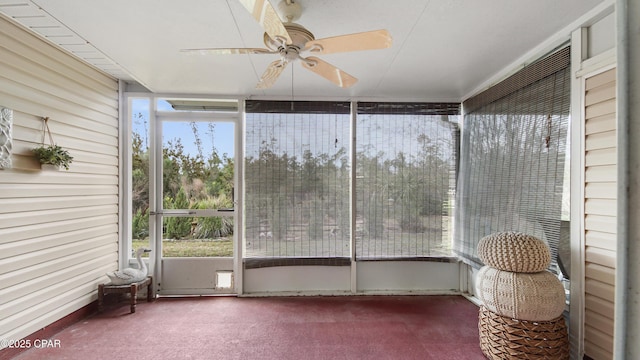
[[98, 276, 154, 313]]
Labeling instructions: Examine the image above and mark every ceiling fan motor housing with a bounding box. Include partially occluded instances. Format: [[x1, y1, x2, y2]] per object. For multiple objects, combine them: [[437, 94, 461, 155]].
[[264, 22, 314, 52]]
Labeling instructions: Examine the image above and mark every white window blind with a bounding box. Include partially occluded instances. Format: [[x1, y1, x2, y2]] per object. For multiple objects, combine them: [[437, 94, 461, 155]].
[[455, 47, 571, 270], [244, 101, 351, 261], [355, 103, 460, 259], [244, 101, 461, 266]]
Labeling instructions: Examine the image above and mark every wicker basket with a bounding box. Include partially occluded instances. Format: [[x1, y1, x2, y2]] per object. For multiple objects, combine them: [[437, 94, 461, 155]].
[[478, 306, 569, 359]]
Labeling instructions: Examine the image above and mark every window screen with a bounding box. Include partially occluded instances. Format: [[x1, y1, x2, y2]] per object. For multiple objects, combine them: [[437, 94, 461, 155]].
[[355, 102, 460, 259], [455, 47, 571, 270], [244, 101, 351, 259]]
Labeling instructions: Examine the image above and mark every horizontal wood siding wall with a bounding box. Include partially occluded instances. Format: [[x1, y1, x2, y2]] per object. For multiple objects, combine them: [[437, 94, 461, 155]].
[[583, 68, 616, 360], [0, 14, 119, 347]]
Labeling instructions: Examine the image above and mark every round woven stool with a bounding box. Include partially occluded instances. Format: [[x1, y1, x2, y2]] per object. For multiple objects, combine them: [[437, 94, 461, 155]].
[[477, 231, 551, 273], [478, 306, 569, 359], [475, 266, 566, 321]]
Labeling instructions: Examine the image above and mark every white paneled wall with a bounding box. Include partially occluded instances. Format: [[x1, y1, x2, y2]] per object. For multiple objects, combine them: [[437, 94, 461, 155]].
[[583, 67, 616, 360], [0, 14, 119, 347]]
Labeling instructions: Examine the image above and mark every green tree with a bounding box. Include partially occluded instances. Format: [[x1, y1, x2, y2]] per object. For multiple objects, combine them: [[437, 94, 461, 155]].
[[164, 188, 192, 239], [132, 208, 149, 239]]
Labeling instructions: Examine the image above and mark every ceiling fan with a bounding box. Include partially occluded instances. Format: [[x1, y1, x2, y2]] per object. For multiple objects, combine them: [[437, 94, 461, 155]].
[[182, 0, 392, 89]]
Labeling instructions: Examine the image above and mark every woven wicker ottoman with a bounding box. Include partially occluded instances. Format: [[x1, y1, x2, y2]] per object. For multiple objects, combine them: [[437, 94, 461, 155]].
[[475, 266, 566, 321], [478, 306, 569, 359]]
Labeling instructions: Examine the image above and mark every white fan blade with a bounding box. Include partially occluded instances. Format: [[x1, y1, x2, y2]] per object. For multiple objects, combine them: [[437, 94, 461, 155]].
[[181, 48, 276, 55], [304, 29, 392, 55], [256, 59, 289, 89], [238, 0, 292, 44], [301, 56, 357, 88]]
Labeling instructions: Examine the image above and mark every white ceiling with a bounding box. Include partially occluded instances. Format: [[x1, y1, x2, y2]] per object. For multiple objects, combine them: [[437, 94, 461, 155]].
[[1, 0, 604, 101]]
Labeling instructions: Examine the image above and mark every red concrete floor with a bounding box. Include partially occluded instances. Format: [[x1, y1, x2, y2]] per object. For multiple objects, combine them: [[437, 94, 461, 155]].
[[11, 295, 485, 360]]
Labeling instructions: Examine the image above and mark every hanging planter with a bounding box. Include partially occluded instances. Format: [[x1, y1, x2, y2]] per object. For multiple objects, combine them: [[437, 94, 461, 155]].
[[32, 117, 73, 171]]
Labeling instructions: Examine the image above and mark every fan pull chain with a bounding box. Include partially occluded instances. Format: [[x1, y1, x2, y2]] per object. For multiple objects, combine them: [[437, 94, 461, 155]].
[[291, 65, 295, 101]]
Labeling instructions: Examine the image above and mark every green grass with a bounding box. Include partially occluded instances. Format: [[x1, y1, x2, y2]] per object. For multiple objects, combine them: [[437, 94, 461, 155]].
[[132, 237, 233, 257]]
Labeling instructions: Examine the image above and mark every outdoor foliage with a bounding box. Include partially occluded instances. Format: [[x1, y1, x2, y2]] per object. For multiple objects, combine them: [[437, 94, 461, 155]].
[[132, 208, 149, 239], [164, 188, 192, 239], [193, 196, 234, 238], [131, 115, 235, 243]]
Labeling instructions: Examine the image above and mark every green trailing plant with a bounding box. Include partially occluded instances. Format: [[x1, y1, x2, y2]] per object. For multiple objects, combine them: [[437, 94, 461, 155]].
[[33, 117, 73, 170], [33, 144, 73, 170]]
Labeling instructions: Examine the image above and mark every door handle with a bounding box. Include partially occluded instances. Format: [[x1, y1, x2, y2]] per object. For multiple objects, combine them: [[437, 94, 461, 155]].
[[149, 210, 196, 215]]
